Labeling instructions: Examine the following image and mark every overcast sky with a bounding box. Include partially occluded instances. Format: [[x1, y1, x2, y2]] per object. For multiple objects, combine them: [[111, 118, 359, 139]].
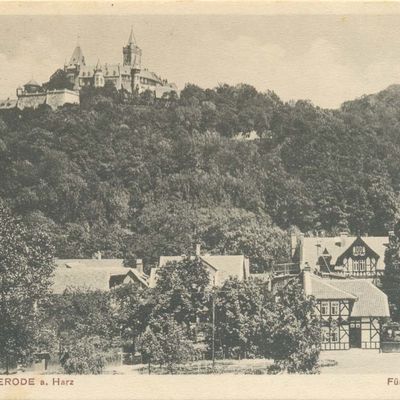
[[1, 13, 400, 108]]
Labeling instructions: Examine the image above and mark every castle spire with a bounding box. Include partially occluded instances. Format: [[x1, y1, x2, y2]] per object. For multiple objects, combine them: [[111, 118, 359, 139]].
[[69, 42, 85, 67], [128, 26, 136, 45], [95, 59, 102, 72]]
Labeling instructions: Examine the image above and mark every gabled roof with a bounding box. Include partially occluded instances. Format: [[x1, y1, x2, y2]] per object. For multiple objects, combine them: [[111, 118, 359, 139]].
[[305, 272, 390, 317], [302, 235, 388, 270], [328, 279, 390, 317], [52, 259, 148, 293], [308, 274, 357, 300], [201, 255, 248, 282], [156, 254, 248, 287]]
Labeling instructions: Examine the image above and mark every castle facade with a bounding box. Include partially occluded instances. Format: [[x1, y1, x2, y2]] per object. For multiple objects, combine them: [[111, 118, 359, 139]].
[[62, 28, 178, 98], [0, 28, 178, 111]]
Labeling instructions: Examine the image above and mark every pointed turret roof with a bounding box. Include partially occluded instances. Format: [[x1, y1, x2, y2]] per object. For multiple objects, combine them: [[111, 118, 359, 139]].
[[128, 26, 136, 45], [94, 59, 102, 73], [69, 44, 85, 66]]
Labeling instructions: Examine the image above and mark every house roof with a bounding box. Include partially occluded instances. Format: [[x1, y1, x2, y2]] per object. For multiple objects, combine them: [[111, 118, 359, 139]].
[[201, 255, 248, 282], [156, 254, 248, 287], [328, 279, 390, 317], [79, 64, 163, 83], [307, 274, 357, 300], [306, 273, 390, 317], [302, 235, 388, 270], [52, 259, 148, 293]]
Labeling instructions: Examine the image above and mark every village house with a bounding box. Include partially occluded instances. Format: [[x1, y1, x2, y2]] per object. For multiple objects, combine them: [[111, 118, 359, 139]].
[[149, 245, 250, 288], [52, 256, 148, 294], [291, 232, 389, 278], [302, 267, 390, 350]]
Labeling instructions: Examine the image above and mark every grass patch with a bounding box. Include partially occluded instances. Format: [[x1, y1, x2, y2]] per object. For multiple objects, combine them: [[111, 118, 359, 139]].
[[138, 359, 276, 375]]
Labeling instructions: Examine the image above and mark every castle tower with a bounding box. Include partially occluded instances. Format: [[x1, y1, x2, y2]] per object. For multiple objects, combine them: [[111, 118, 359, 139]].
[[93, 60, 105, 88], [65, 39, 86, 90], [123, 27, 142, 69]]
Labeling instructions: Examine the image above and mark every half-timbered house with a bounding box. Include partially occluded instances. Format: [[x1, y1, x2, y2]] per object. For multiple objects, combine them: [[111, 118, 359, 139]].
[[303, 269, 390, 350], [292, 232, 389, 278]]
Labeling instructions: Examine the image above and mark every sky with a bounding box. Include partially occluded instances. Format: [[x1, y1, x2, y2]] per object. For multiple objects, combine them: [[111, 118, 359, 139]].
[[1, 13, 400, 108]]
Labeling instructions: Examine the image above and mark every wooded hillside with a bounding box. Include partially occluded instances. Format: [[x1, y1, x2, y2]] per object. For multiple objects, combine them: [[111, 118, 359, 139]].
[[1, 83, 399, 270]]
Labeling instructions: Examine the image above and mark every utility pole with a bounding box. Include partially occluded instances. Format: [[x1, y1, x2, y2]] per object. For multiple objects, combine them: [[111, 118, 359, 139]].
[[212, 290, 215, 368]]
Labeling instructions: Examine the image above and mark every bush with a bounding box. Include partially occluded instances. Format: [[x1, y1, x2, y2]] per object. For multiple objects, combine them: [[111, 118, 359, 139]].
[[61, 336, 106, 375]]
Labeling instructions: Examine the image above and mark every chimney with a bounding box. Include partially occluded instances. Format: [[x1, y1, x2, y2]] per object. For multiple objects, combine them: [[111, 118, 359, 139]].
[[290, 233, 297, 258], [195, 243, 201, 257], [340, 232, 347, 248], [136, 259, 143, 274], [299, 233, 304, 267]]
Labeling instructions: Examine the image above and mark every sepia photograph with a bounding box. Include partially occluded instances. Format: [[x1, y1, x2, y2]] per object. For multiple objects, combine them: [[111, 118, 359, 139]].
[[1, 1, 400, 399]]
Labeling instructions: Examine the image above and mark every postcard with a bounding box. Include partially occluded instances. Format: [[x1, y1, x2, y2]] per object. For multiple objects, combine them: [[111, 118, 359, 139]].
[[1, 1, 400, 399]]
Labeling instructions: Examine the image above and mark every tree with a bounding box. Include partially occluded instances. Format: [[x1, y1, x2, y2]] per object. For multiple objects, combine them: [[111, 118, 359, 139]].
[[210, 277, 273, 359], [265, 279, 321, 374], [382, 224, 400, 320], [137, 326, 162, 374], [61, 336, 106, 375], [140, 316, 197, 374], [111, 283, 153, 353], [152, 257, 210, 329], [45, 69, 74, 91], [52, 288, 118, 344], [0, 205, 55, 373]]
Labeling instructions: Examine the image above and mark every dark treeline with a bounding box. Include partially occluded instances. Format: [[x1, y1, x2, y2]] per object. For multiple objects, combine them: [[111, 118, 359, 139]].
[[0, 82, 399, 270]]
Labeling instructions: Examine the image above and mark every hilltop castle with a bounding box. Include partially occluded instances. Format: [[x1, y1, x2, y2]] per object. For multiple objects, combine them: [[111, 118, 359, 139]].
[[0, 28, 178, 111], [62, 27, 178, 97]]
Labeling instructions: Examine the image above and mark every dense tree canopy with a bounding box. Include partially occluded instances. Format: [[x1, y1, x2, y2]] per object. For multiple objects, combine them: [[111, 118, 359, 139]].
[[1, 82, 400, 269], [0, 204, 55, 372]]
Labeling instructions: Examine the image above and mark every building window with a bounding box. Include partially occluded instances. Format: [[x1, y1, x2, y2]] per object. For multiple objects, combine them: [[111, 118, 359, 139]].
[[331, 301, 339, 315], [359, 259, 366, 272], [321, 301, 329, 315], [321, 327, 330, 343], [353, 246, 365, 256], [353, 259, 359, 272], [330, 328, 339, 342]]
